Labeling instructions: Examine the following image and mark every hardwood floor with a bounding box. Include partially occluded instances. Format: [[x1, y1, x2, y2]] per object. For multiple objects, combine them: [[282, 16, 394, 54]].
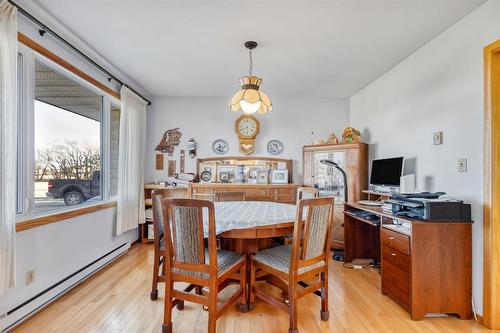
[[12, 243, 489, 333]]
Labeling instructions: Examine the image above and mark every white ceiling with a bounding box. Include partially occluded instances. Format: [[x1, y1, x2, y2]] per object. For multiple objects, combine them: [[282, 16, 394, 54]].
[[31, 0, 486, 98]]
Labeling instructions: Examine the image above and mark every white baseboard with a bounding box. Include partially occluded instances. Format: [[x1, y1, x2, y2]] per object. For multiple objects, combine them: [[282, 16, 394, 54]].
[[0, 242, 131, 332]]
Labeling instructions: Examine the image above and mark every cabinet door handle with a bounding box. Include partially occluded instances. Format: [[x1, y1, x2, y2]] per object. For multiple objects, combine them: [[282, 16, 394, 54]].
[[388, 237, 395, 240], [261, 190, 266, 195], [391, 253, 397, 256]]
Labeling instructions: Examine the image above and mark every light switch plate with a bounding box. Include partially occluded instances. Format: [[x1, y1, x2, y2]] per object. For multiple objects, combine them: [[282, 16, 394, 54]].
[[433, 131, 443, 145], [458, 158, 467, 172]]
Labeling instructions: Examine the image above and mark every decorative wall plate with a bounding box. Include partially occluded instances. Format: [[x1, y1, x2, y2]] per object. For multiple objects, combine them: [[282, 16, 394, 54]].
[[212, 139, 229, 155], [267, 140, 283, 155]]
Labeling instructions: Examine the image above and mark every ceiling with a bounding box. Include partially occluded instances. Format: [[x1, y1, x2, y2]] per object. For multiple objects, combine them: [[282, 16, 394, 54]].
[[30, 0, 486, 98]]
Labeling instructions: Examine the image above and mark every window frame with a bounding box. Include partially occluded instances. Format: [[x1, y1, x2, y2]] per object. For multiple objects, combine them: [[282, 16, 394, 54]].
[[16, 42, 121, 222]]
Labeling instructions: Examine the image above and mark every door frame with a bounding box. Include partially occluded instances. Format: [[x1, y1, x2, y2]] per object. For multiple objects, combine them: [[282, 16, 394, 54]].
[[483, 40, 500, 329]]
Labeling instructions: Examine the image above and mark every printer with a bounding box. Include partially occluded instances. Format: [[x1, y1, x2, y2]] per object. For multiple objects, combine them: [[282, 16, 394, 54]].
[[387, 192, 472, 221]]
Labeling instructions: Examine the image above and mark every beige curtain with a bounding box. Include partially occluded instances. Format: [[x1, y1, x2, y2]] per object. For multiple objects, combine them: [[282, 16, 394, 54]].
[[0, 0, 17, 296], [116, 86, 147, 235]]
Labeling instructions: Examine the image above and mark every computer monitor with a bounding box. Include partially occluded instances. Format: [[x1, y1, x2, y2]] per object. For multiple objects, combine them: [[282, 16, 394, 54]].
[[370, 157, 404, 187]]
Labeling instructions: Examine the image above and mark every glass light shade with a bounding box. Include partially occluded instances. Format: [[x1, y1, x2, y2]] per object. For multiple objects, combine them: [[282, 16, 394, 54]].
[[228, 75, 272, 114]]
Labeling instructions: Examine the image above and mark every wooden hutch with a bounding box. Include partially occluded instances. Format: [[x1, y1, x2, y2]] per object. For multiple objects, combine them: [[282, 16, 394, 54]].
[[190, 156, 300, 204], [303, 142, 368, 248]]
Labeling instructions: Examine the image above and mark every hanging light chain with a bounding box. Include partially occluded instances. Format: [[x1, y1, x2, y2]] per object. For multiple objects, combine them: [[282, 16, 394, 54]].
[[248, 49, 254, 76]]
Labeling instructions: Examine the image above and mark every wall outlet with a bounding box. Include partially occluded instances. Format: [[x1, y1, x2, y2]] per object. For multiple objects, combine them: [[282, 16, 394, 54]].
[[433, 131, 443, 145], [458, 158, 467, 172], [26, 269, 35, 285]]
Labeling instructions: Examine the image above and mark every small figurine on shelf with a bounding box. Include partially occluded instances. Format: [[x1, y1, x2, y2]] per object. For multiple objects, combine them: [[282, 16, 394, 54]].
[[326, 132, 339, 144], [341, 127, 362, 143], [187, 138, 197, 158]]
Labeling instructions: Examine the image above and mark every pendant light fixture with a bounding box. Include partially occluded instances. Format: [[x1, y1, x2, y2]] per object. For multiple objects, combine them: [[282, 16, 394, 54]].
[[228, 41, 272, 114]]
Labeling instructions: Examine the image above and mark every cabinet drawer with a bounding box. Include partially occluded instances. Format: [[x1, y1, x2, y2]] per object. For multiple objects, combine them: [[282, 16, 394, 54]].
[[271, 188, 297, 195], [272, 194, 295, 203], [382, 245, 411, 309], [246, 188, 270, 197], [192, 188, 215, 194], [381, 228, 410, 255], [382, 255, 411, 310]]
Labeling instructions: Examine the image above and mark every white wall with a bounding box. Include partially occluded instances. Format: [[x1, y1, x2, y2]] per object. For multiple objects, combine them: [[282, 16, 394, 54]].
[[145, 96, 349, 183], [349, 0, 500, 315]]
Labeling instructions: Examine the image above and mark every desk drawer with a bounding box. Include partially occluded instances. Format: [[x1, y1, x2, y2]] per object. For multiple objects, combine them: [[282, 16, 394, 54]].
[[381, 228, 410, 255], [382, 245, 411, 310]]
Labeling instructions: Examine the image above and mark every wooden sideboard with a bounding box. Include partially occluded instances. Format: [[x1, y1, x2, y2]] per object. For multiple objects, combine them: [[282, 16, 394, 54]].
[[189, 183, 300, 204], [344, 202, 472, 320], [303, 142, 368, 249]]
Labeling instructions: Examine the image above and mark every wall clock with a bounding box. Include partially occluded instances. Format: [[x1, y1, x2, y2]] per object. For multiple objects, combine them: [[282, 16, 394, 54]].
[[235, 115, 260, 155], [212, 139, 229, 155], [267, 140, 283, 155]]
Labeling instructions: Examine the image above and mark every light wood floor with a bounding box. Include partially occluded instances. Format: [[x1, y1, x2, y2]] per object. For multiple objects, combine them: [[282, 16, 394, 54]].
[[12, 244, 489, 333]]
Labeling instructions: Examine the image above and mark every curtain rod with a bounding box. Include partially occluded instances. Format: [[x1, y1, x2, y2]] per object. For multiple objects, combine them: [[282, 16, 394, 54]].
[[8, 0, 152, 105]]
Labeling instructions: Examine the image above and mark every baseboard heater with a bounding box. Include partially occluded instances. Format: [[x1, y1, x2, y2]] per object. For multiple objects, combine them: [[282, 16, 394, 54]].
[[0, 242, 130, 332]]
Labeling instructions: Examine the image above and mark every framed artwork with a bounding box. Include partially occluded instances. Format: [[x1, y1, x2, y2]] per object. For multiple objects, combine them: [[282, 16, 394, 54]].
[[257, 170, 268, 184], [271, 169, 289, 184], [218, 165, 236, 183], [168, 160, 176, 177], [219, 172, 231, 183]]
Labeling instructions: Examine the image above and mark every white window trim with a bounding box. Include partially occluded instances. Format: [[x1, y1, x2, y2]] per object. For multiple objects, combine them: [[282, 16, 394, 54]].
[[16, 42, 121, 222]]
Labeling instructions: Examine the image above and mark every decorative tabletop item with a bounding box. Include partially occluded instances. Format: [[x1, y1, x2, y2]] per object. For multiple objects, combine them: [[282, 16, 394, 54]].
[[267, 140, 283, 155], [187, 138, 197, 158], [341, 127, 362, 143], [200, 170, 212, 183], [155, 127, 182, 156], [212, 139, 229, 155], [326, 132, 339, 144]]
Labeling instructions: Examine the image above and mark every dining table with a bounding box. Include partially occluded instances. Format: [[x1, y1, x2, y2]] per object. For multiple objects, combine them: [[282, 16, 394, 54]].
[[203, 200, 299, 308], [204, 200, 298, 254]]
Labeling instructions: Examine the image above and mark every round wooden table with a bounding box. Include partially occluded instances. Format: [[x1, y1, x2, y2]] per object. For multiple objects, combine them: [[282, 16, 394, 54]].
[[211, 201, 298, 308], [210, 201, 297, 254]]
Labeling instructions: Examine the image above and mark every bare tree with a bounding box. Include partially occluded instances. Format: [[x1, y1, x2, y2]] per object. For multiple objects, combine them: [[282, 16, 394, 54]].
[[35, 141, 100, 180]]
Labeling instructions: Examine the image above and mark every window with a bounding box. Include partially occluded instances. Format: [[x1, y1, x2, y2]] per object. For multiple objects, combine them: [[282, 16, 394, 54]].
[[16, 42, 121, 220], [33, 61, 103, 214]]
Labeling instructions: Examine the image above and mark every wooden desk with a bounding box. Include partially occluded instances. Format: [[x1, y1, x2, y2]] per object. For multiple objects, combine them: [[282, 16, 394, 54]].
[[344, 202, 472, 321]]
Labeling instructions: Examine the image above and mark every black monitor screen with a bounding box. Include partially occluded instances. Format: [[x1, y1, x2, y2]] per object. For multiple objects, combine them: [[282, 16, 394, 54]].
[[370, 157, 404, 186]]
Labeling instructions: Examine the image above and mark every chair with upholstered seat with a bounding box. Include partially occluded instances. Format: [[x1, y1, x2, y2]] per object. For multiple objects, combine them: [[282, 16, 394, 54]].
[[284, 186, 319, 245], [161, 198, 247, 333], [250, 197, 334, 333], [149, 189, 169, 301]]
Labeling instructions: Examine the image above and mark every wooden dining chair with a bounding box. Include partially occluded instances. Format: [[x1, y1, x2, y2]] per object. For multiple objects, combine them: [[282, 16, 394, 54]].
[[161, 198, 247, 333], [296, 186, 319, 202], [250, 197, 334, 333], [284, 187, 319, 245], [214, 191, 246, 202], [150, 189, 168, 301]]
